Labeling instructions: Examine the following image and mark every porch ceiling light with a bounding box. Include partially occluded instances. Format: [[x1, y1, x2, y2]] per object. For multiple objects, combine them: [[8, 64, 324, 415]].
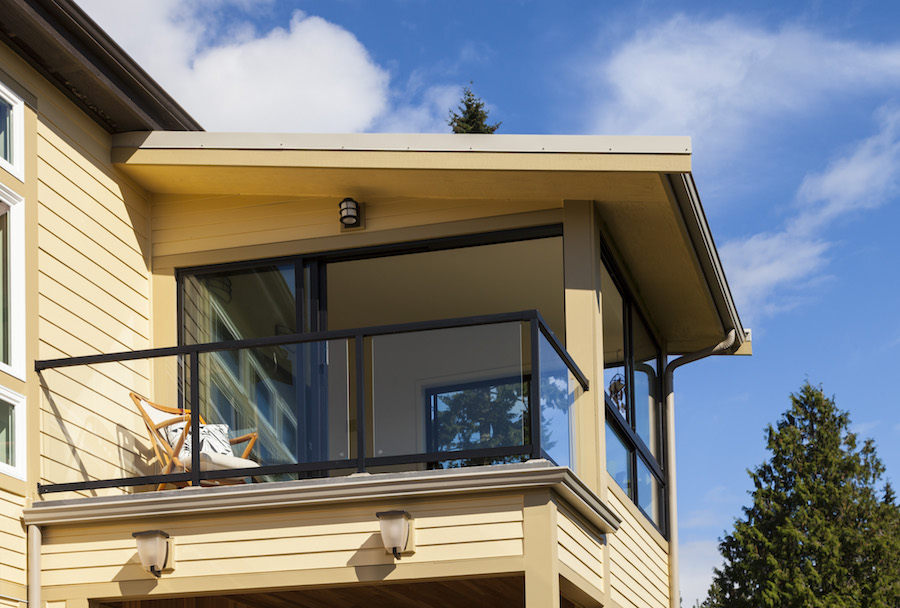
[[132, 530, 171, 577], [339, 197, 361, 227], [376, 510, 415, 559]]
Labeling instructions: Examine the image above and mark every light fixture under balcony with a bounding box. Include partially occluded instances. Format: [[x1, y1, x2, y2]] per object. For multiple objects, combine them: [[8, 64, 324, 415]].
[[376, 510, 415, 559], [339, 197, 363, 228], [132, 530, 172, 577]]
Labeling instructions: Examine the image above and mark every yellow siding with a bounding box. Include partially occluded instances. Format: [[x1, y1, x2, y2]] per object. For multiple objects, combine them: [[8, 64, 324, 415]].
[[0, 490, 25, 589], [606, 486, 670, 608], [557, 506, 604, 595], [36, 114, 152, 492], [40, 495, 525, 589]]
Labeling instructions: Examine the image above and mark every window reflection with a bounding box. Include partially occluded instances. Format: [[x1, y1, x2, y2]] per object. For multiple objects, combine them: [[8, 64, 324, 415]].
[[0, 99, 11, 164], [633, 314, 660, 458], [637, 456, 663, 526], [606, 422, 632, 498], [602, 254, 666, 533], [601, 263, 627, 420]]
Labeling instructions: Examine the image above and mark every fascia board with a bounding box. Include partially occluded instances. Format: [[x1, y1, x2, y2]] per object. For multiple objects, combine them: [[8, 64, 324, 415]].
[[113, 131, 692, 156], [667, 172, 747, 352]]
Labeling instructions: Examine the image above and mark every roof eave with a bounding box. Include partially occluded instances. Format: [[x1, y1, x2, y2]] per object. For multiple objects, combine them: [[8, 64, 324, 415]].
[[667, 172, 748, 354], [0, 0, 202, 132]]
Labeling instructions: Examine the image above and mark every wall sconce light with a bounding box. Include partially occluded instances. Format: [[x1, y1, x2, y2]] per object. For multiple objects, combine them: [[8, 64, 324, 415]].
[[376, 510, 415, 559], [133, 530, 173, 577], [339, 197, 364, 229]]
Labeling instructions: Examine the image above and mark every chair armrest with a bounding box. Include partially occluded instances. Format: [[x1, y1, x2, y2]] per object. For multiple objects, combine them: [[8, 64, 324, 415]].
[[230, 432, 258, 460]]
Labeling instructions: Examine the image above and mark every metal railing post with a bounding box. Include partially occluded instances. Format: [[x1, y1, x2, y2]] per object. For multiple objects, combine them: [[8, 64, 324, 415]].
[[355, 335, 366, 473], [190, 350, 201, 486], [529, 318, 541, 459]]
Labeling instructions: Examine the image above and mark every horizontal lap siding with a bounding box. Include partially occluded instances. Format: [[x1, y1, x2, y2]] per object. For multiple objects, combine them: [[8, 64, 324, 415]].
[[607, 489, 670, 608], [36, 120, 152, 492], [152, 193, 560, 260], [0, 490, 25, 588], [557, 508, 604, 594], [40, 495, 525, 588]]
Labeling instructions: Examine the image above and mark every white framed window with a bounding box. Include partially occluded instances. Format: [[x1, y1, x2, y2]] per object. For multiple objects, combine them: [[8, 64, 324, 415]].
[[0, 79, 24, 181], [0, 384, 25, 480], [0, 181, 24, 379]]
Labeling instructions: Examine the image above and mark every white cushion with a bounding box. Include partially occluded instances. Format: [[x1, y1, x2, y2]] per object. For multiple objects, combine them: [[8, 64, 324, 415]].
[[193, 452, 260, 472], [140, 399, 259, 474], [166, 422, 234, 463]]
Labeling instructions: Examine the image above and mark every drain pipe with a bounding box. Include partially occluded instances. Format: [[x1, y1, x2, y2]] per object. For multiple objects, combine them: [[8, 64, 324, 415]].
[[664, 329, 737, 608], [28, 525, 40, 608]]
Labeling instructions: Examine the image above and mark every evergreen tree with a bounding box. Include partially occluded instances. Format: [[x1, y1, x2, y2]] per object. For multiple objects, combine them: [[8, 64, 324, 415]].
[[448, 84, 501, 133], [703, 383, 900, 608]]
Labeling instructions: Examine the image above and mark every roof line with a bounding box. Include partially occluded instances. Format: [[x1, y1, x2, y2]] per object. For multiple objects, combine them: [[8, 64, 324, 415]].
[[666, 172, 747, 350], [0, 0, 202, 132], [112, 131, 692, 155]]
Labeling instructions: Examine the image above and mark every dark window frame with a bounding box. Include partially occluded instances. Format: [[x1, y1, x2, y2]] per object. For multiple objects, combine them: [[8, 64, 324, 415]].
[[601, 239, 668, 536], [175, 224, 564, 345]]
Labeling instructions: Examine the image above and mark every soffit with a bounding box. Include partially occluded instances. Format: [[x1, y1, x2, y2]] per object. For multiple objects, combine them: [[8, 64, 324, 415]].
[[109, 133, 741, 353]]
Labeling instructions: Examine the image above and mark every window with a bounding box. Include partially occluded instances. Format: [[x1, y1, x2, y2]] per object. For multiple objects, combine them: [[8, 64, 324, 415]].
[[180, 228, 565, 470], [0, 79, 24, 181], [0, 182, 23, 379], [0, 384, 25, 479], [602, 254, 667, 532]]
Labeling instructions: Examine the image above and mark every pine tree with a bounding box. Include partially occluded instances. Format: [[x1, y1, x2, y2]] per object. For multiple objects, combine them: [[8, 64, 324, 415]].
[[704, 383, 900, 608], [448, 84, 500, 134]]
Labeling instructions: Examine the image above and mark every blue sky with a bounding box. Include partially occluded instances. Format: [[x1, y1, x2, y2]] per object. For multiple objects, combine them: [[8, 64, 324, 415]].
[[76, 1, 900, 603]]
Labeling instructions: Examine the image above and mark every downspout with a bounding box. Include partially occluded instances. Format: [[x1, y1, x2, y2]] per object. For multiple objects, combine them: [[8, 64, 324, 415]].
[[664, 329, 736, 608], [28, 524, 40, 608]]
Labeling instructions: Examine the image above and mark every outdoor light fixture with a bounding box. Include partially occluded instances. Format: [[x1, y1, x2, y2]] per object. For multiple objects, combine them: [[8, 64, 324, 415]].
[[132, 530, 172, 577], [376, 510, 415, 559], [339, 197, 361, 227]]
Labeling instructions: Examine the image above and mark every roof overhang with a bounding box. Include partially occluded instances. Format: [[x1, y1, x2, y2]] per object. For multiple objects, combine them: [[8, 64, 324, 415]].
[[0, 0, 201, 132], [111, 132, 746, 354]]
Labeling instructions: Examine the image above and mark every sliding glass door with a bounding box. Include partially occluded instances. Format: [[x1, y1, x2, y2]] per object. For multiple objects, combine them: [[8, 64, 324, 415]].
[[181, 260, 340, 471]]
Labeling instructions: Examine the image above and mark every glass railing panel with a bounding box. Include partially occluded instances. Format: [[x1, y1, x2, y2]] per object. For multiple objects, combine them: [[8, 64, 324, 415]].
[[195, 338, 351, 480], [37, 354, 181, 495], [36, 311, 591, 494], [538, 330, 575, 470], [370, 322, 526, 465]]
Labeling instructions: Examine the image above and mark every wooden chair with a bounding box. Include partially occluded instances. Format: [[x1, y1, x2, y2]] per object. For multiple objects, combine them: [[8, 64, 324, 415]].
[[130, 392, 259, 490]]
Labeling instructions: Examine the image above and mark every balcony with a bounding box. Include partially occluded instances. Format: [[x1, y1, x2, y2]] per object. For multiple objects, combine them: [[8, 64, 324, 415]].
[[36, 310, 588, 494]]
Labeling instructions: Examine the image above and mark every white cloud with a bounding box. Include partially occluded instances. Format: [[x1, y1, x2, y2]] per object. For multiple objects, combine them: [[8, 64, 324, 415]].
[[720, 231, 830, 320], [77, 0, 449, 132], [372, 83, 461, 133], [680, 539, 722, 607], [793, 105, 900, 232], [721, 106, 900, 322], [588, 16, 900, 157]]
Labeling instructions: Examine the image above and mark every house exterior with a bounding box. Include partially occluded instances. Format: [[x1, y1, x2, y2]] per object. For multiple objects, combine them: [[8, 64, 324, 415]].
[[0, 1, 749, 607]]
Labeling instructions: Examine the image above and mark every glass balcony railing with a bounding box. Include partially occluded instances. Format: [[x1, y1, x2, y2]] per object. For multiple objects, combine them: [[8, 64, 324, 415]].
[[35, 310, 588, 494]]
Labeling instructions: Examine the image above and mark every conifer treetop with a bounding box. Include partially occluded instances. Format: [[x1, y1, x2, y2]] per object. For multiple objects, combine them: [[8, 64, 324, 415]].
[[448, 84, 501, 134]]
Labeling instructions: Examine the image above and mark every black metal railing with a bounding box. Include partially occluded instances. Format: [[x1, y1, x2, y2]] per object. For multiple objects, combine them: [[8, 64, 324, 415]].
[[36, 310, 588, 494]]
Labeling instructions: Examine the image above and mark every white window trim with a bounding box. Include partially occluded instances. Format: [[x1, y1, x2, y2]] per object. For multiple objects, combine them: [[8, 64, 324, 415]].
[[0, 383, 25, 480], [0, 181, 24, 380], [0, 79, 24, 182]]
